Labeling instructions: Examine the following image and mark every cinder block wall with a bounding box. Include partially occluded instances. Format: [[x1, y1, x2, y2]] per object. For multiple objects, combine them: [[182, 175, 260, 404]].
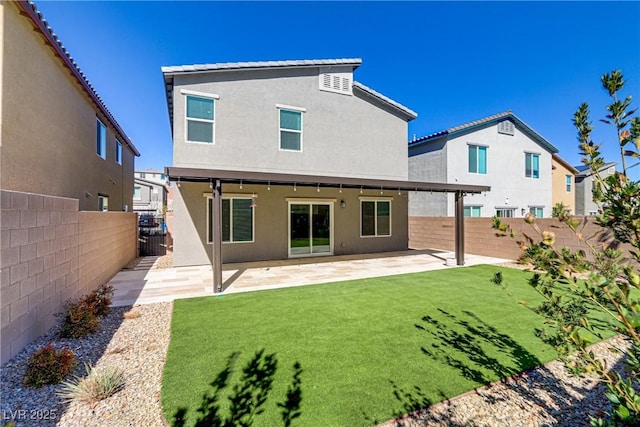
[[409, 216, 634, 262], [1, 190, 137, 364]]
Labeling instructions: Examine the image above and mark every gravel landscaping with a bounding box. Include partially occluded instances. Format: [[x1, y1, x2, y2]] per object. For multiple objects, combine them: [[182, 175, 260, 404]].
[[0, 261, 633, 427]]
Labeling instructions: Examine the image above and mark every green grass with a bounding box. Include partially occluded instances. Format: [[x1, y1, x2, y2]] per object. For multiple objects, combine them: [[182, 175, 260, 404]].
[[161, 265, 561, 426]]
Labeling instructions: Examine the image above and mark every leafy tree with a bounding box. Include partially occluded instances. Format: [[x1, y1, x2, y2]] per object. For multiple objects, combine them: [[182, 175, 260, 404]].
[[493, 70, 640, 426]]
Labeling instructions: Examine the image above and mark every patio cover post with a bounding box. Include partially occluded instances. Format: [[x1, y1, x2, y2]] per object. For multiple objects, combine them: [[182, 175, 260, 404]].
[[454, 190, 465, 266], [212, 179, 223, 292]]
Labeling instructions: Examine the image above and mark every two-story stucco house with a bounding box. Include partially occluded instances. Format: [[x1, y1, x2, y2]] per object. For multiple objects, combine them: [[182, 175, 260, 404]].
[[0, 1, 140, 211], [409, 111, 558, 218], [574, 162, 617, 216], [133, 177, 168, 216], [162, 59, 490, 286], [552, 154, 578, 215]]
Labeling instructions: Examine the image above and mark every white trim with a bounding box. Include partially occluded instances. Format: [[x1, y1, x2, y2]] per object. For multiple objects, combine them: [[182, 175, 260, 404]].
[[278, 107, 304, 152], [96, 118, 107, 160], [285, 197, 336, 203], [276, 104, 306, 113], [287, 201, 334, 258], [358, 196, 394, 201], [360, 199, 392, 238], [185, 94, 215, 144], [115, 140, 122, 165], [180, 89, 220, 99], [206, 195, 255, 244]]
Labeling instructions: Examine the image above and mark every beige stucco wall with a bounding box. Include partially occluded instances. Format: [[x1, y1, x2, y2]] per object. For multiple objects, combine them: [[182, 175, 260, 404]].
[[0, 190, 137, 364], [0, 2, 135, 211], [552, 158, 576, 214], [173, 183, 408, 267]]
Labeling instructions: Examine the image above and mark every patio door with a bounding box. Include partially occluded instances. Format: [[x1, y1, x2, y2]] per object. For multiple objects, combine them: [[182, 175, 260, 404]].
[[289, 202, 333, 257]]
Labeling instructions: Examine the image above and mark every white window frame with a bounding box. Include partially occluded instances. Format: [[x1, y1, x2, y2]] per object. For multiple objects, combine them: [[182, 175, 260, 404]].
[[495, 208, 515, 218], [133, 186, 142, 200], [464, 206, 482, 217], [529, 206, 544, 218], [96, 118, 107, 159], [525, 152, 540, 179], [115, 140, 122, 165], [206, 195, 255, 244], [98, 195, 109, 212], [468, 144, 487, 175], [565, 175, 572, 192], [359, 197, 392, 238], [184, 92, 217, 144], [277, 105, 305, 152]]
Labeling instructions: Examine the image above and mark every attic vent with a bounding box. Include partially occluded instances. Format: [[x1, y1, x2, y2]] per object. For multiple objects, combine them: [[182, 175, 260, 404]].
[[319, 72, 352, 95], [498, 120, 514, 135]]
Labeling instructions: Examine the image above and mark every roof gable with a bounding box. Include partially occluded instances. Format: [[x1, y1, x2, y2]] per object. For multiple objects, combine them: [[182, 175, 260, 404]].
[[409, 110, 559, 154]]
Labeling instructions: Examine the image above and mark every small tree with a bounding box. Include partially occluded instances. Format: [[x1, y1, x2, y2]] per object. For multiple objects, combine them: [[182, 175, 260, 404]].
[[493, 70, 640, 426]]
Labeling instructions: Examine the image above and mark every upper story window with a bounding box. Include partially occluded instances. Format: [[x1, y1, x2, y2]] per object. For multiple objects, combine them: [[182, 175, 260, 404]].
[[525, 153, 540, 179], [133, 186, 141, 200], [139, 172, 146, 178], [278, 105, 305, 152], [361, 199, 391, 237], [115, 140, 122, 165], [186, 95, 215, 143], [565, 175, 572, 192], [464, 206, 482, 217], [496, 208, 515, 218], [468, 145, 487, 174], [96, 119, 106, 159]]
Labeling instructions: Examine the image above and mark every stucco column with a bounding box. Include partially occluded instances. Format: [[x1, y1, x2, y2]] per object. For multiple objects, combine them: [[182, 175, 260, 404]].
[[212, 179, 223, 292], [454, 191, 465, 266]]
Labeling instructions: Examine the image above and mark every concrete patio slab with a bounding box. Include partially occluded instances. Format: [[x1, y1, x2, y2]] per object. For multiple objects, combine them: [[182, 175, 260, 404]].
[[110, 249, 511, 307]]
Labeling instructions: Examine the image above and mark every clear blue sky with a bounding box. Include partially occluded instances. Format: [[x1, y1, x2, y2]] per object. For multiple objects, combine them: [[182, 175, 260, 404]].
[[36, 1, 640, 180]]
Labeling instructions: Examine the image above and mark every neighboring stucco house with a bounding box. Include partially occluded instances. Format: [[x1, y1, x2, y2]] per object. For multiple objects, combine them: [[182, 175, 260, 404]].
[[551, 154, 578, 215], [135, 169, 169, 186], [133, 177, 168, 216], [409, 111, 558, 218], [574, 162, 617, 216], [162, 58, 422, 271], [0, 1, 140, 211]]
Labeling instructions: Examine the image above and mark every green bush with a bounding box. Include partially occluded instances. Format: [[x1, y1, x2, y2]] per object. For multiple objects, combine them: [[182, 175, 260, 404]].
[[24, 343, 77, 388]]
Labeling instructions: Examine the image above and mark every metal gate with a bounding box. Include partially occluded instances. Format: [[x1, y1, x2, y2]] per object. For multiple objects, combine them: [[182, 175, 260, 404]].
[[138, 214, 166, 256]]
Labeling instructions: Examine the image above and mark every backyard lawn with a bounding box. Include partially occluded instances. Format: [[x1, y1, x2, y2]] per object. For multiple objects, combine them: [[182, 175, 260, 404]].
[[161, 265, 560, 426]]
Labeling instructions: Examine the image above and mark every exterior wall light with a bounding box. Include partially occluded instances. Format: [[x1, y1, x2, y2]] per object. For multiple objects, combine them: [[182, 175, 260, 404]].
[[340, 200, 346, 208]]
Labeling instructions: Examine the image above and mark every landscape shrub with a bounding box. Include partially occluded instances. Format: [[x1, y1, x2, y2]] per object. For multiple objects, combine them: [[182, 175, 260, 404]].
[[59, 284, 114, 339], [57, 363, 125, 403], [24, 343, 77, 388]]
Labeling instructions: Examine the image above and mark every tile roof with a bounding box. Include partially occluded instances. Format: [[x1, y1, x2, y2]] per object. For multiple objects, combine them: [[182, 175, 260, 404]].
[[162, 58, 416, 126], [161, 58, 362, 74], [17, 1, 140, 156], [409, 110, 559, 154], [575, 162, 617, 176], [552, 153, 579, 174]]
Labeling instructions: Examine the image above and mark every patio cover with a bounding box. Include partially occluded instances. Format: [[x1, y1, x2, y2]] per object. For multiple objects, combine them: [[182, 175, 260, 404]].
[[166, 167, 491, 292]]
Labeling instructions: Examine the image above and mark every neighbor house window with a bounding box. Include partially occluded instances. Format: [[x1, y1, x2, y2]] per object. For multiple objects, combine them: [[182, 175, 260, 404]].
[[133, 186, 141, 200], [139, 172, 146, 178], [278, 106, 304, 151], [115, 140, 122, 165], [361, 199, 391, 237], [565, 175, 572, 192], [186, 95, 215, 143], [525, 153, 540, 178], [496, 208, 515, 218], [98, 195, 109, 212], [468, 145, 487, 174], [529, 207, 543, 218], [96, 119, 106, 159], [464, 206, 482, 217], [207, 197, 254, 243]]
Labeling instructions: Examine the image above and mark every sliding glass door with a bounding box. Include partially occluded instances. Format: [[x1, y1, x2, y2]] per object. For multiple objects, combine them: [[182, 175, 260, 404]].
[[289, 202, 332, 257]]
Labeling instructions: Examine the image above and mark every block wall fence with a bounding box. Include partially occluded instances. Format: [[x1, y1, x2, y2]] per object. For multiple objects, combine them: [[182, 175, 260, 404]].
[[1, 190, 137, 364], [409, 216, 635, 262]]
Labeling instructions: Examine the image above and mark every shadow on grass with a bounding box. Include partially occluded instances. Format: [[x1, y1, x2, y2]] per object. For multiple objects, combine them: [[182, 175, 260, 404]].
[[171, 349, 302, 427], [381, 309, 610, 426]]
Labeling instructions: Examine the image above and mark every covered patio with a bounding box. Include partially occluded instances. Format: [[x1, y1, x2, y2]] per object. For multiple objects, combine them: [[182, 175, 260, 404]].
[[110, 249, 511, 307], [166, 167, 491, 293]]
